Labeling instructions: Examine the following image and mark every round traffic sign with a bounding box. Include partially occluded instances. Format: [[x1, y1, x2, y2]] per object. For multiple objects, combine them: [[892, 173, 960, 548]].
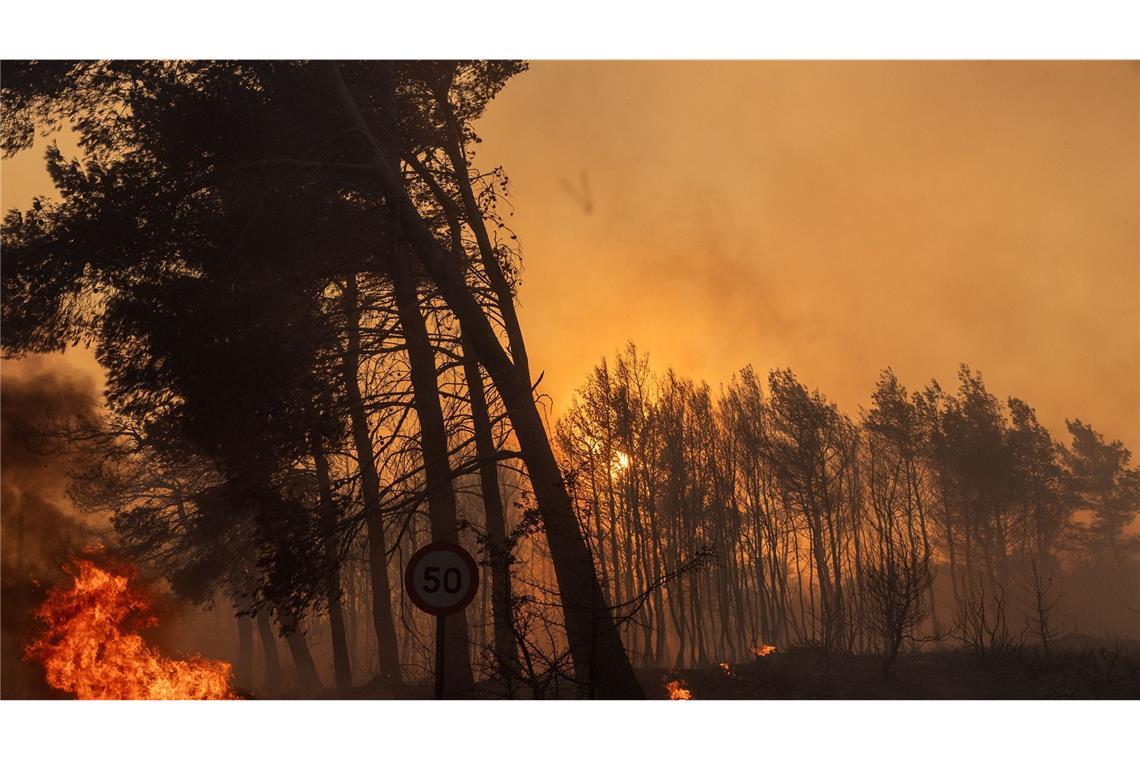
[[403, 541, 479, 616]]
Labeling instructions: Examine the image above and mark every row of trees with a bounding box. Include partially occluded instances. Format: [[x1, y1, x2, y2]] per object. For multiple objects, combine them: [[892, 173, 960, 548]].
[[3, 61, 642, 697], [556, 344, 1140, 674]]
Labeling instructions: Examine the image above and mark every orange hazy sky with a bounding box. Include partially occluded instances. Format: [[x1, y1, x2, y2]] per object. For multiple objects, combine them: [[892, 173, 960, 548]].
[[474, 61, 1139, 449], [2, 61, 1138, 450]]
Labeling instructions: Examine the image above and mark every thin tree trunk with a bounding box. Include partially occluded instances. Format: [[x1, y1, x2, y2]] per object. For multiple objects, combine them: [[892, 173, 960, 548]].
[[340, 277, 403, 684], [256, 607, 282, 695], [312, 433, 353, 691], [460, 333, 521, 691], [644, 480, 668, 666], [235, 612, 253, 692], [910, 459, 941, 636], [283, 619, 323, 694]]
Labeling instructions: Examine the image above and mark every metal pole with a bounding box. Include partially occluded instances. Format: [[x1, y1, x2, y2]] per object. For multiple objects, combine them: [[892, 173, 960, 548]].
[[434, 613, 445, 699]]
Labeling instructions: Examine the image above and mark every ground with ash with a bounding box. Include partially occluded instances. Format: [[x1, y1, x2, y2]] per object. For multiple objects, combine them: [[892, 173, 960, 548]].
[[13, 557, 1139, 700], [639, 643, 1140, 699]]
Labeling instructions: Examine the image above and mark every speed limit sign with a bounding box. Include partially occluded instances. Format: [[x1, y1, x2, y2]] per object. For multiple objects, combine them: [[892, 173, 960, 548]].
[[404, 541, 479, 616], [405, 542, 479, 699]]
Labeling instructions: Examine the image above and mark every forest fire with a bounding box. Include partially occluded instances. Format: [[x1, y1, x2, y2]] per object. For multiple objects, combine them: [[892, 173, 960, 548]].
[[24, 559, 235, 699], [3, 57, 1138, 716], [664, 678, 693, 700]]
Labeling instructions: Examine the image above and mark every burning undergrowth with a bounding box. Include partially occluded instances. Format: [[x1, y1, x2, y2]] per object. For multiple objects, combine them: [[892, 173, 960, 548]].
[[24, 556, 236, 699], [664, 676, 693, 700], [656, 644, 777, 699]]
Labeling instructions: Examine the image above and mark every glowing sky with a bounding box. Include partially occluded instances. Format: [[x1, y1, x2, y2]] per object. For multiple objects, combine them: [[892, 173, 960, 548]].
[[3, 61, 1137, 449], [474, 61, 1139, 448]]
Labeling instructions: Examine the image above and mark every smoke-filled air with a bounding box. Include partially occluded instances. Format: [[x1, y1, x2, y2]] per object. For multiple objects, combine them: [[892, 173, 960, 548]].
[[2, 60, 1138, 700]]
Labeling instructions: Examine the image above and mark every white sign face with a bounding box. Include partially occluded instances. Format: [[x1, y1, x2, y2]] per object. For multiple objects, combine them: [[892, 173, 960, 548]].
[[404, 542, 479, 616]]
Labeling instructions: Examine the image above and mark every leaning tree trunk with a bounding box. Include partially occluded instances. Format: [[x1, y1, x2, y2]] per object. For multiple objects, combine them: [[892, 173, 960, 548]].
[[391, 252, 475, 696], [321, 61, 643, 698]]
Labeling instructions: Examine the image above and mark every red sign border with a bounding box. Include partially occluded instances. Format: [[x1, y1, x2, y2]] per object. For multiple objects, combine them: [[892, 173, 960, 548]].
[[403, 541, 480, 616]]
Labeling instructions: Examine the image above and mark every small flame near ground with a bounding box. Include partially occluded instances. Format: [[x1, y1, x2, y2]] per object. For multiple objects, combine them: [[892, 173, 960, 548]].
[[664, 677, 693, 700], [751, 644, 776, 657], [24, 559, 236, 699], [719, 661, 734, 678]]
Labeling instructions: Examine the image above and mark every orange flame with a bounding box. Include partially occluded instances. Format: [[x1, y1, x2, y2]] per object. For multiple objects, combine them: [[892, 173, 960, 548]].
[[719, 661, 734, 677], [25, 559, 235, 699], [751, 644, 776, 657], [664, 678, 692, 700]]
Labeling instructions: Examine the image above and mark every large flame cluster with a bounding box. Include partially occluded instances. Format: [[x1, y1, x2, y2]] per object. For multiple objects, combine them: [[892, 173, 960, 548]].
[[25, 560, 235, 700]]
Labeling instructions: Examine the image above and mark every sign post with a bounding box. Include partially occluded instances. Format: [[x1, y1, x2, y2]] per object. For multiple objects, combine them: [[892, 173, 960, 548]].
[[403, 541, 479, 699]]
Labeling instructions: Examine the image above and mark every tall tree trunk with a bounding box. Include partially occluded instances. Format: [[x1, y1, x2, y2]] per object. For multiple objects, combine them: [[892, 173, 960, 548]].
[[910, 460, 941, 636], [312, 433, 353, 691], [751, 496, 772, 642], [322, 61, 643, 698], [460, 333, 520, 691], [808, 512, 837, 647], [391, 253, 475, 696], [256, 607, 282, 695], [282, 618, 323, 694], [340, 277, 403, 684], [605, 452, 624, 610], [940, 476, 963, 614], [644, 483, 668, 666], [235, 612, 254, 692]]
